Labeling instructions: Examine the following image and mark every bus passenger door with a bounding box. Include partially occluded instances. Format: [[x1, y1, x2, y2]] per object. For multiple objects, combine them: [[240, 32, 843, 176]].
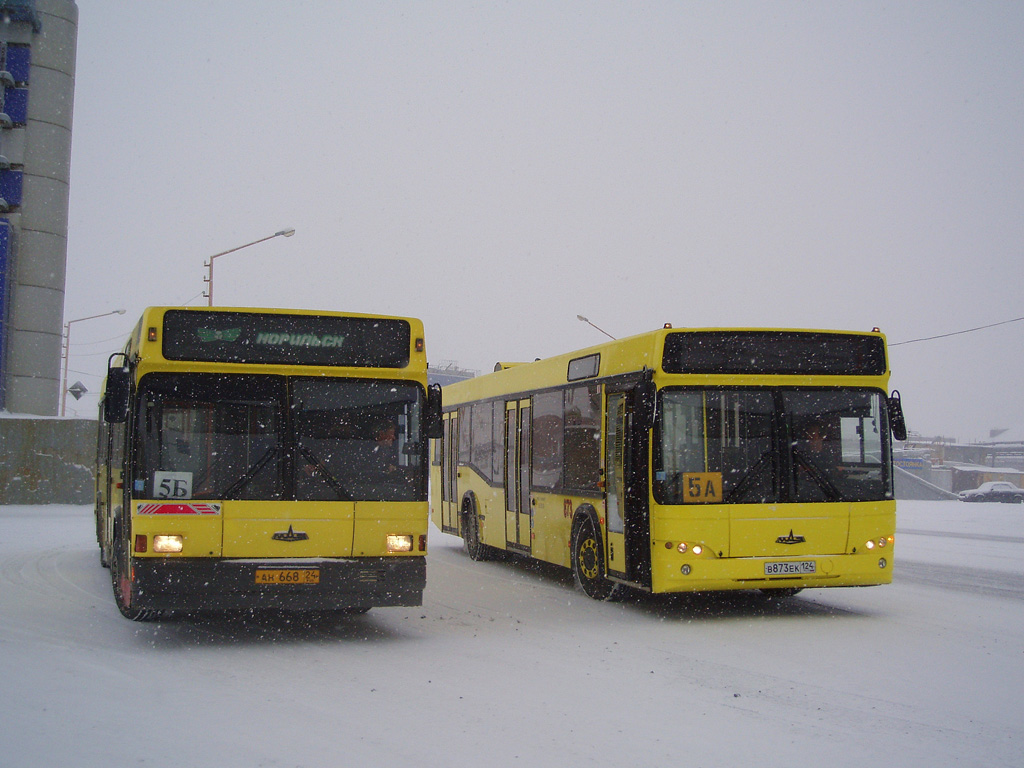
[[440, 413, 459, 532], [505, 399, 532, 552], [503, 402, 518, 548], [604, 392, 629, 577]]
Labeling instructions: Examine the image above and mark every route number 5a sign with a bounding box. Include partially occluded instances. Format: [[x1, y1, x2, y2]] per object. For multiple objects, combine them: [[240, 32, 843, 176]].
[[681, 472, 722, 503]]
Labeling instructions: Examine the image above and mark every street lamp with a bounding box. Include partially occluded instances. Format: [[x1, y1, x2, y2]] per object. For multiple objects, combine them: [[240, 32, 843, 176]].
[[204, 228, 296, 306], [576, 314, 616, 340], [61, 308, 127, 416]]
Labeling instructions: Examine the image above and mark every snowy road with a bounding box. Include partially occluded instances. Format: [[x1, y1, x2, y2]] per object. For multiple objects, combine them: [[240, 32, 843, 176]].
[[1, 501, 1022, 768]]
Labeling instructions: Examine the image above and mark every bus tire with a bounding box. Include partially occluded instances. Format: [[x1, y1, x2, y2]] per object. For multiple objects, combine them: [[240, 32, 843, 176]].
[[111, 524, 156, 622], [571, 515, 620, 601], [98, 504, 116, 569], [462, 499, 490, 562], [97, 516, 110, 568]]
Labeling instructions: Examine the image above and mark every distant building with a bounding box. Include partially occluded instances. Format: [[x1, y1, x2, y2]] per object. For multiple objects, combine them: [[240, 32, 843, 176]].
[[0, 0, 78, 415], [428, 361, 476, 388], [895, 428, 1024, 497]]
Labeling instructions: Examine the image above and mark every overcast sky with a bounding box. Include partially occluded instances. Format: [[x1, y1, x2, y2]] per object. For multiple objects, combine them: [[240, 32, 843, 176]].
[[62, 1, 1022, 442]]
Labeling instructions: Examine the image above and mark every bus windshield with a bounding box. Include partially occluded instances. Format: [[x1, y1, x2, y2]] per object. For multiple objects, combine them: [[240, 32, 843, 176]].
[[293, 377, 426, 502], [655, 388, 891, 505], [133, 374, 426, 503]]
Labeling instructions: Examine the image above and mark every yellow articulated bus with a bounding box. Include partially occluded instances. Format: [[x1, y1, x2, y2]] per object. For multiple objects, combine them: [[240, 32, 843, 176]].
[[95, 307, 441, 620], [431, 327, 907, 600]]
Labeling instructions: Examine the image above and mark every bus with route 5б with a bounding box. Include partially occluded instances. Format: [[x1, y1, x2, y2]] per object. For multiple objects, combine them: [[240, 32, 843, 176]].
[[95, 306, 441, 620]]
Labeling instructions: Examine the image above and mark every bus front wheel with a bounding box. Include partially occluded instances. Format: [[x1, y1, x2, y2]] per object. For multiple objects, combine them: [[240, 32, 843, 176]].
[[462, 503, 490, 562], [571, 517, 620, 601], [111, 526, 156, 622]]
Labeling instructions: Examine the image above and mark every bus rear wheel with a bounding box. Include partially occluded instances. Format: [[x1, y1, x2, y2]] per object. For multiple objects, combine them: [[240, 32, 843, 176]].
[[571, 517, 620, 601]]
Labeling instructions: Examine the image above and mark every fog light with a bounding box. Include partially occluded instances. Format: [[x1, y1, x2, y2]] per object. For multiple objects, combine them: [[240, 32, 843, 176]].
[[878, 557, 887, 569], [386, 534, 414, 553], [153, 535, 183, 554], [681, 564, 692, 576]]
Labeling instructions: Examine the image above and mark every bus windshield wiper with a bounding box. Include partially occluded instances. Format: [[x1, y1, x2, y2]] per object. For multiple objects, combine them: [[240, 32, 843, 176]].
[[724, 448, 777, 503], [221, 446, 279, 500], [298, 447, 352, 501], [792, 450, 842, 501]]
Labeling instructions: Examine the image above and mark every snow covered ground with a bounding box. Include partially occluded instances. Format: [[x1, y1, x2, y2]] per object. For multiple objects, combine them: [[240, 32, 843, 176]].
[[1, 500, 1021, 767]]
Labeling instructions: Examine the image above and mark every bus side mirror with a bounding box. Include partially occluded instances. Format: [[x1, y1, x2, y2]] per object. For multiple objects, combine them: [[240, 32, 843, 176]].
[[636, 372, 657, 430], [425, 383, 443, 439], [103, 355, 131, 424], [888, 390, 907, 442]]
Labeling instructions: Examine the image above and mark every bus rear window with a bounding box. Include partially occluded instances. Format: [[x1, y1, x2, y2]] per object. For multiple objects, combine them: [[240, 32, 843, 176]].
[[162, 310, 411, 368]]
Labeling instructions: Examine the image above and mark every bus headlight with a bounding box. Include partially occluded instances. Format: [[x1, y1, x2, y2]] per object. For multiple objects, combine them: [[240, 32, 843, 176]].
[[676, 542, 704, 555], [386, 534, 414, 553], [153, 535, 183, 554]]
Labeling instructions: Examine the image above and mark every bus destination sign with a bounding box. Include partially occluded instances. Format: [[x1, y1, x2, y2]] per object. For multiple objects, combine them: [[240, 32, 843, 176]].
[[162, 310, 411, 368], [662, 331, 887, 377]]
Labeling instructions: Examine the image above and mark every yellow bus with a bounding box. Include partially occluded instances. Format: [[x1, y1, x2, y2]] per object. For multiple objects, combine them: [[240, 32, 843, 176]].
[[431, 327, 906, 600], [95, 306, 441, 620]]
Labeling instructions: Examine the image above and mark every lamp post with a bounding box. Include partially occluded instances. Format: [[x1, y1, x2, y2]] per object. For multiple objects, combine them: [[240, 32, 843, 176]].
[[576, 314, 616, 340], [204, 228, 295, 306], [61, 309, 127, 416]]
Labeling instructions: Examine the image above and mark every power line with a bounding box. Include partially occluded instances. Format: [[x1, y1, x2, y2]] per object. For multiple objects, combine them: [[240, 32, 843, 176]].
[[68, 332, 126, 347], [66, 367, 103, 379], [178, 290, 206, 306], [69, 349, 123, 360], [890, 315, 1024, 347]]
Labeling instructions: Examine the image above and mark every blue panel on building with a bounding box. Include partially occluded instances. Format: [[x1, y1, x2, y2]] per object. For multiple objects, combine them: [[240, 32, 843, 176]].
[[0, 217, 8, 288], [3, 86, 28, 125], [5, 44, 30, 84], [0, 218, 9, 409], [0, 169, 22, 207]]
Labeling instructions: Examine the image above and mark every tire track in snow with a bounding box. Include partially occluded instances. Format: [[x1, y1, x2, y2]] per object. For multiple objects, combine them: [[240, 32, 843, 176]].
[[895, 560, 1024, 601]]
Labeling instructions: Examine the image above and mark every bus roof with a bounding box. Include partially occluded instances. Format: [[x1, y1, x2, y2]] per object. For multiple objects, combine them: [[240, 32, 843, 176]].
[[442, 326, 890, 406]]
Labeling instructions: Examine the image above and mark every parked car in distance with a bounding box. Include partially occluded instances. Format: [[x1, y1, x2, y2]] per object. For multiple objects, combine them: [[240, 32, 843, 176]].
[[958, 481, 1024, 503]]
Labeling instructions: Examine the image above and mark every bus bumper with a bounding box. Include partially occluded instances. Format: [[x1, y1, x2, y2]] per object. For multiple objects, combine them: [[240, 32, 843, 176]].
[[650, 552, 893, 593], [130, 556, 426, 612]]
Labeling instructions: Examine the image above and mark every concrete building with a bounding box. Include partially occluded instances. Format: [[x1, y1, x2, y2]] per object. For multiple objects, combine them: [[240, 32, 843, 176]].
[[0, 0, 78, 415]]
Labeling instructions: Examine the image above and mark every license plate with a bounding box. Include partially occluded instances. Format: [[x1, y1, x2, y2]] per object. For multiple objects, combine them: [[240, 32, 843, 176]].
[[255, 568, 320, 585], [764, 560, 816, 576]]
